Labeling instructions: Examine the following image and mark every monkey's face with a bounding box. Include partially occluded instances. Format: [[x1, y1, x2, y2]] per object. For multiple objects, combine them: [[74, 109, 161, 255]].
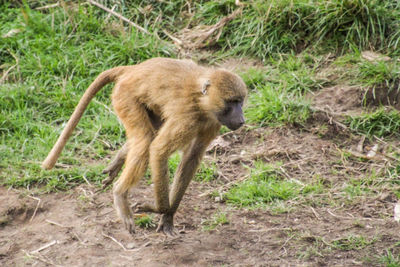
[[216, 100, 245, 130], [202, 69, 247, 130]]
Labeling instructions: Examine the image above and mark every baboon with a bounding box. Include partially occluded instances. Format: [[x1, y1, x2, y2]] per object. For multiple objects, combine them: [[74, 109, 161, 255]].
[[42, 58, 247, 235]]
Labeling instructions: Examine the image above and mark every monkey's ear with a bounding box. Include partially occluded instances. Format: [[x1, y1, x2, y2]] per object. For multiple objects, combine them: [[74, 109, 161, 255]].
[[202, 80, 211, 95]]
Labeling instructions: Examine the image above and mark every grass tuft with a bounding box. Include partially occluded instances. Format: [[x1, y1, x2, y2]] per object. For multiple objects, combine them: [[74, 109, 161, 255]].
[[202, 211, 229, 231], [346, 107, 400, 138], [225, 161, 301, 207], [135, 214, 156, 229], [330, 235, 375, 251]]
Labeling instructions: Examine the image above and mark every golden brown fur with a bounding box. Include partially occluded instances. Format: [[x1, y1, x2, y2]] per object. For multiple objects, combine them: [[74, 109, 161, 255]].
[[42, 58, 247, 235]]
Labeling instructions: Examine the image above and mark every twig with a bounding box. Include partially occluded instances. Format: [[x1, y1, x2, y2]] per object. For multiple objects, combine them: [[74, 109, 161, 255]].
[[27, 195, 41, 223], [198, 174, 249, 197], [84, 125, 102, 151], [0, 50, 19, 84], [35, 2, 61, 10], [93, 99, 115, 115], [88, 0, 150, 36], [248, 227, 292, 233], [374, 136, 399, 151], [102, 232, 151, 252], [326, 209, 384, 221], [30, 240, 59, 254], [312, 106, 348, 130], [279, 166, 291, 179], [310, 206, 321, 221], [102, 232, 129, 251], [24, 250, 62, 266], [81, 174, 93, 187], [45, 219, 67, 228], [104, 4, 117, 23], [163, 30, 183, 46], [344, 149, 382, 161], [278, 235, 294, 252], [357, 135, 365, 152]]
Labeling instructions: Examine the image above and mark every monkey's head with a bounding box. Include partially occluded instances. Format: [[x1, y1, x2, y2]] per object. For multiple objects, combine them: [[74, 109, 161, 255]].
[[200, 69, 247, 131]]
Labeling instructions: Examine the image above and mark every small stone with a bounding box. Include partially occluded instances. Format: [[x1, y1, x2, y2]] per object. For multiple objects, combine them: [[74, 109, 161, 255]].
[[126, 242, 136, 249]]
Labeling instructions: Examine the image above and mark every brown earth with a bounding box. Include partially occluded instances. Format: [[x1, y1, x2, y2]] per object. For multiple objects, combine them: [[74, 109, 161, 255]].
[[1, 76, 400, 266]]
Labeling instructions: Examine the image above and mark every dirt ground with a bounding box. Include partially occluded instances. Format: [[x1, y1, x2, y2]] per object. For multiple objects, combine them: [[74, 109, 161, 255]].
[[1, 84, 400, 266]]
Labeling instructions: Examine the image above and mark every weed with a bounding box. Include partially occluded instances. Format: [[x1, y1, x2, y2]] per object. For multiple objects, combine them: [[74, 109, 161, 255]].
[[242, 53, 329, 127], [195, 162, 218, 182], [346, 107, 400, 138], [330, 235, 375, 251], [379, 250, 400, 267], [245, 85, 311, 126], [166, 153, 217, 183], [239, 67, 270, 90], [202, 211, 229, 231], [225, 161, 301, 207], [135, 214, 156, 229], [168, 153, 181, 178]]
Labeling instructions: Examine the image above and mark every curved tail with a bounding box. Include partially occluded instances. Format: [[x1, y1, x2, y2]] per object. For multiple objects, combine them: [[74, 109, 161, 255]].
[[42, 66, 126, 170]]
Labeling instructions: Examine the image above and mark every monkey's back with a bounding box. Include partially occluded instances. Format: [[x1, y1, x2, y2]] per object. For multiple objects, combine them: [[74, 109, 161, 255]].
[[112, 58, 209, 122]]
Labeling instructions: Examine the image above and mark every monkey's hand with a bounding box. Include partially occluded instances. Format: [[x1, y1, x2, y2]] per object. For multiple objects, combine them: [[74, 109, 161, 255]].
[[156, 214, 176, 236]]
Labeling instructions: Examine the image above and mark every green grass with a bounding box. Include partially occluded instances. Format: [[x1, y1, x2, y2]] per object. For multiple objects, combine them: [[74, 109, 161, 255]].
[[165, 153, 217, 183], [245, 85, 311, 127], [135, 214, 156, 229], [330, 235, 375, 251], [195, 162, 218, 182], [226, 161, 327, 207], [206, 0, 400, 59], [334, 51, 400, 88], [34, 0, 399, 61], [202, 211, 229, 231], [225, 161, 300, 207], [379, 250, 400, 267], [346, 107, 400, 138], [241, 54, 328, 126]]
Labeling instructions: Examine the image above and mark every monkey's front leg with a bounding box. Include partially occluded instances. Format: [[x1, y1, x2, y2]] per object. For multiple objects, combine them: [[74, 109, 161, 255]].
[[149, 141, 172, 234], [160, 138, 208, 235]]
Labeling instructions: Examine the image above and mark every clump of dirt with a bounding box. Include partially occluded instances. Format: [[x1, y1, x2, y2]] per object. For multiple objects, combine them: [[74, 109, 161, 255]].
[[310, 85, 364, 115], [365, 79, 400, 110], [0, 188, 44, 227]]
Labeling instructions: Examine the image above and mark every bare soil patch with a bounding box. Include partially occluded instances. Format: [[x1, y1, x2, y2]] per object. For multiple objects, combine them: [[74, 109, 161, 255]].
[[1, 119, 399, 266]]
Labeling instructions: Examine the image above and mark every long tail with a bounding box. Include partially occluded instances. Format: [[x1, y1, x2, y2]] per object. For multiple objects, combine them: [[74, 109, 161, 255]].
[[42, 66, 127, 170]]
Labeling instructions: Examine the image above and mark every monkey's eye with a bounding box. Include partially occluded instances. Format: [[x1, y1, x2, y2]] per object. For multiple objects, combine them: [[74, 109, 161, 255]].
[[223, 106, 232, 115], [227, 100, 243, 107]]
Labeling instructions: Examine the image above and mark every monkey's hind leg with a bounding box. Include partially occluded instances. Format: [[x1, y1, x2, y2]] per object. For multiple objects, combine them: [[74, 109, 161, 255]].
[[112, 100, 156, 234], [113, 138, 151, 234], [102, 143, 128, 189]]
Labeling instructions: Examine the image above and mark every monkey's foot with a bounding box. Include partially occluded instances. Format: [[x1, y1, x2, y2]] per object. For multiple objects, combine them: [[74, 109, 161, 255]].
[[133, 202, 159, 213], [156, 214, 176, 236], [120, 214, 135, 234], [101, 160, 124, 189]]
